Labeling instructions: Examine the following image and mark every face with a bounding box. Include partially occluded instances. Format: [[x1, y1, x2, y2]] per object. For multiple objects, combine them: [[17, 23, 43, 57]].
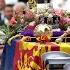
[[13, 7, 26, 24], [14, 7, 34, 21], [14, 9, 23, 19], [0, 0, 5, 10], [4, 6, 13, 19], [24, 10, 34, 20]]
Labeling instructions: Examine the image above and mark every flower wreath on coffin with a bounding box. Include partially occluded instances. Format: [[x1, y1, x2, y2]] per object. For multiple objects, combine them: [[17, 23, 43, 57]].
[[8, 23, 52, 45]]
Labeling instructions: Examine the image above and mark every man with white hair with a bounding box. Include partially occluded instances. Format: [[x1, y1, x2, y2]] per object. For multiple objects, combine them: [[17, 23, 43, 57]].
[[13, 2, 27, 21], [13, 2, 35, 23]]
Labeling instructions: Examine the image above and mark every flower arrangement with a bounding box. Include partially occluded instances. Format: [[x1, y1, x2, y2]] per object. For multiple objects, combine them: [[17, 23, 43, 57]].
[[34, 24, 52, 42], [0, 7, 38, 44], [1, 3, 70, 44]]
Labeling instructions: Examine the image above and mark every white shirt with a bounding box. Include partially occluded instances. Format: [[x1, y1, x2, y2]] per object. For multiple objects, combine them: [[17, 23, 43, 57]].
[[0, 11, 5, 20]]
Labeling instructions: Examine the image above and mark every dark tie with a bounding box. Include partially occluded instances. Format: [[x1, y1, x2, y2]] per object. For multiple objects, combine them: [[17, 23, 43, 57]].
[[0, 13, 1, 21]]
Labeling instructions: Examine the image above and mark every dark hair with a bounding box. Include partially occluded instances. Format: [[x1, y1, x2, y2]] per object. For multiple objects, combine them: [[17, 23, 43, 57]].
[[5, 4, 14, 7]]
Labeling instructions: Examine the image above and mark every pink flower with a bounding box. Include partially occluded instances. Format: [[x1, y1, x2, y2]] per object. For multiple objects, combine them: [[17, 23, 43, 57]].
[[60, 17, 70, 24], [10, 17, 17, 26], [54, 9, 64, 17], [24, 10, 35, 20]]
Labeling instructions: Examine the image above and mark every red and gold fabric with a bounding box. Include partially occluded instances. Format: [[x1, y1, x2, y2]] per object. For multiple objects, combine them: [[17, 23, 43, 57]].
[[13, 41, 70, 70]]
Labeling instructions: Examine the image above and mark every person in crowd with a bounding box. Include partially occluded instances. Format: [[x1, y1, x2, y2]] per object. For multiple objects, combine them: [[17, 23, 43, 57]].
[[12, 2, 42, 30], [0, 4, 14, 44], [0, 0, 5, 25], [4, 4, 13, 20], [3, 4, 13, 25], [13, 2, 35, 23]]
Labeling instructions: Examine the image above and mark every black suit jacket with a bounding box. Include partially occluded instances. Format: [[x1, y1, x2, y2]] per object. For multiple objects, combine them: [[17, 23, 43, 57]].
[[0, 20, 4, 26]]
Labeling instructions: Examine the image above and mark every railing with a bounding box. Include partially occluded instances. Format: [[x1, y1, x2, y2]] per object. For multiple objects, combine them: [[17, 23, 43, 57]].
[[30, 37, 70, 43], [0, 36, 70, 49], [51, 37, 70, 43]]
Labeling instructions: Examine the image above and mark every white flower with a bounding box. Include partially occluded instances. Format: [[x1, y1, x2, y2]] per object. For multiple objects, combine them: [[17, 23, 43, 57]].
[[0, 31, 6, 44]]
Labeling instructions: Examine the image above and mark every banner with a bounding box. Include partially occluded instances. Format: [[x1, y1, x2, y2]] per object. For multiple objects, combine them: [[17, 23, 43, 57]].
[[13, 41, 60, 70]]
